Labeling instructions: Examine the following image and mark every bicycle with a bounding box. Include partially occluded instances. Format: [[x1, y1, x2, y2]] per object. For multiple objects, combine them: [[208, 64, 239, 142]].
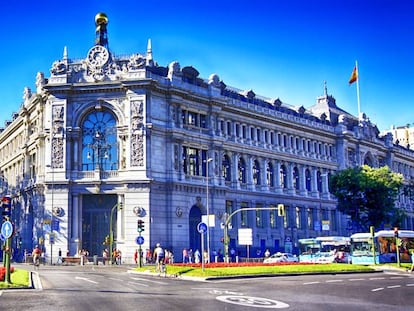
[[33, 255, 40, 269]]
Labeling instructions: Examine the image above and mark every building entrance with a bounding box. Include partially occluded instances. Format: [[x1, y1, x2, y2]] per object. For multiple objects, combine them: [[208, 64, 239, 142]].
[[189, 205, 202, 255], [82, 194, 117, 256]]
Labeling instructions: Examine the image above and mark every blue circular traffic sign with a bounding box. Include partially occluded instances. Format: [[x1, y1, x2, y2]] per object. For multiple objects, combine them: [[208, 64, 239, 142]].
[[1, 221, 13, 239], [136, 236, 144, 245], [197, 222, 207, 234]]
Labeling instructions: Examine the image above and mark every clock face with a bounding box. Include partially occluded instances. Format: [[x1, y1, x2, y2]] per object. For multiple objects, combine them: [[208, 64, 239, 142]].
[[87, 45, 109, 67]]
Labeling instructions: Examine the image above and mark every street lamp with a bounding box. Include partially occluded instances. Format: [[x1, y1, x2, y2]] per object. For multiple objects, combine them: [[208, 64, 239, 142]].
[[109, 203, 122, 264], [205, 158, 213, 263]]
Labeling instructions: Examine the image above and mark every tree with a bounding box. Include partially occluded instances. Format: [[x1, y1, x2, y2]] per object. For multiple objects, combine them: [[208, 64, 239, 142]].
[[329, 165, 404, 231]]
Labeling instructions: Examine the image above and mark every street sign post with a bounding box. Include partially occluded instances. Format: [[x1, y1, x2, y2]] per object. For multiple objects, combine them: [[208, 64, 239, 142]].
[[197, 222, 207, 271]]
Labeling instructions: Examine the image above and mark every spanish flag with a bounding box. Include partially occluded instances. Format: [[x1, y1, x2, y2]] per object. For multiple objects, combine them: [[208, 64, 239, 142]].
[[349, 66, 358, 84]]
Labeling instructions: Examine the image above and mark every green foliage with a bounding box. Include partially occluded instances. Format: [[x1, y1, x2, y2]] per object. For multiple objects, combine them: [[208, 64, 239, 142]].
[[329, 165, 404, 231], [0, 269, 30, 288], [134, 263, 373, 277]]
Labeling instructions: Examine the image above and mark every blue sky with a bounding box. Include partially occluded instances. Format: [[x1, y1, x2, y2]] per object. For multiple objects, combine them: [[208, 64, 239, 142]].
[[1, 0, 413, 132]]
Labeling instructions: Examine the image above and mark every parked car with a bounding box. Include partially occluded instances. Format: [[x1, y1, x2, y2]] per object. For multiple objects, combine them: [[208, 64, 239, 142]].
[[263, 252, 298, 263]]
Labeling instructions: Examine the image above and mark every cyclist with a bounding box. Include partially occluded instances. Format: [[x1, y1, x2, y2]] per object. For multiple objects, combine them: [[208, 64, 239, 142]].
[[32, 245, 42, 267], [153, 243, 165, 273]]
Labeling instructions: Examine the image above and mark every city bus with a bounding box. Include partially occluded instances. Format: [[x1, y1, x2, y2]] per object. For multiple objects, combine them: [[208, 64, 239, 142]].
[[350, 230, 414, 264], [298, 236, 351, 263]]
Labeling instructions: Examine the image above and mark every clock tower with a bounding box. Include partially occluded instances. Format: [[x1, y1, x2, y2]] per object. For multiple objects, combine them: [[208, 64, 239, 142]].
[[86, 13, 111, 81]]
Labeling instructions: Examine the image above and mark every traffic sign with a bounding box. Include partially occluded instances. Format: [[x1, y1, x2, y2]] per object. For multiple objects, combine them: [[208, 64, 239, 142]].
[[197, 222, 207, 234], [1, 221, 13, 239], [136, 236, 144, 245]]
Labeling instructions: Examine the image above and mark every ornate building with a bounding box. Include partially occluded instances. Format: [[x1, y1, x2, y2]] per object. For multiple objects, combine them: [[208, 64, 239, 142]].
[[1, 13, 413, 263]]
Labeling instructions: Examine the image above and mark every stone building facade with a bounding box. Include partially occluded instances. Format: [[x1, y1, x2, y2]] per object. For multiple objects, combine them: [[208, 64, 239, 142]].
[[0, 13, 413, 263]]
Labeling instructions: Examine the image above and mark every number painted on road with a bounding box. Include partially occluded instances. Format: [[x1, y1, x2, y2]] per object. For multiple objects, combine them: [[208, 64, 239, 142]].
[[216, 295, 289, 309]]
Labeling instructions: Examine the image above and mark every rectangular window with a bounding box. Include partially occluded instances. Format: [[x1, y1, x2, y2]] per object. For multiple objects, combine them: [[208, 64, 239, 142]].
[[307, 208, 313, 229], [330, 210, 337, 231], [241, 201, 248, 227], [200, 114, 207, 128], [296, 207, 301, 229], [226, 200, 234, 227], [283, 205, 288, 228], [188, 111, 197, 125], [270, 205, 277, 228], [255, 203, 263, 228]]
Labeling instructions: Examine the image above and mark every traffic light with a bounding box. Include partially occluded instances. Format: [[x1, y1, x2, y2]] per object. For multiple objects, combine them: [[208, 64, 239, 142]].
[[277, 204, 285, 217], [137, 220, 145, 233], [2, 196, 11, 217], [394, 227, 399, 238]]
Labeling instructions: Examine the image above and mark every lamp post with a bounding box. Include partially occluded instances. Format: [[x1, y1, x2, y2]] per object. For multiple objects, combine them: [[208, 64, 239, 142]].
[[206, 158, 213, 263], [109, 203, 122, 265]]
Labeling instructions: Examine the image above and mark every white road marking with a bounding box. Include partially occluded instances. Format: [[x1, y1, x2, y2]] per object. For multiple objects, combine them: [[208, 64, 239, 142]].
[[216, 295, 289, 309], [128, 281, 149, 287], [369, 277, 385, 280], [326, 280, 343, 283], [372, 287, 384, 292], [303, 282, 320, 285], [387, 285, 401, 289], [75, 276, 98, 284], [129, 277, 168, 285], [349, 278, 365, 281]]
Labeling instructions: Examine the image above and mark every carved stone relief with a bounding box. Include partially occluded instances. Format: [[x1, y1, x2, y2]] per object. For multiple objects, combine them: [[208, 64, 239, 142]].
[[130, 100, 144, 166], [52, 105, 65, 168]]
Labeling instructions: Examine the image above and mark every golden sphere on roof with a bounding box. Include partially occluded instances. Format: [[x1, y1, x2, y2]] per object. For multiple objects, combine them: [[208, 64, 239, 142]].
[[95, 13, 108, 25]]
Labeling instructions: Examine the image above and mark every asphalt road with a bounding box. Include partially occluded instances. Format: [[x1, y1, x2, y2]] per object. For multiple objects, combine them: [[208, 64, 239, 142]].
[[0, 264, 413, 311]]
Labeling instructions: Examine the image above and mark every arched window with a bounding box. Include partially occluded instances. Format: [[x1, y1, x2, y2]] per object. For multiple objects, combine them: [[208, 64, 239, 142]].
[[317, 171, 322, 192], [266, 162, 274, 187], [280, 164, 287, 189], [238, 157, 246, 184], [82, 110, 118, 171], [305, 169, 311, 191], [222, 154, 231, 182], [253, 160, 260, 185], [293, 167, 299, 190]]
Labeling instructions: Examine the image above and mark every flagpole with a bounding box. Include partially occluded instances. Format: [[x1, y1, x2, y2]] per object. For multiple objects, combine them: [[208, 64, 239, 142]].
[[355, 60, 361, 121]]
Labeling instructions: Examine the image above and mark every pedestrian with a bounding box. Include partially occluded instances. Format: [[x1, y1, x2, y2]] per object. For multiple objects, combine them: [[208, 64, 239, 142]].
[[230, 248, 236, 262], [134, 249, 138, 265], [102, 249, 108, 265], [182, 248, 189, 263], [194, 249, 200, 264], [410, 250, 414, 272], [203, 249, 209, 264], [116, 249, 122, 265], [188, 249, 193, 263], [153, 243, 165, 272], [57, 248, 63, 265], [145, 248, 152, 264]]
